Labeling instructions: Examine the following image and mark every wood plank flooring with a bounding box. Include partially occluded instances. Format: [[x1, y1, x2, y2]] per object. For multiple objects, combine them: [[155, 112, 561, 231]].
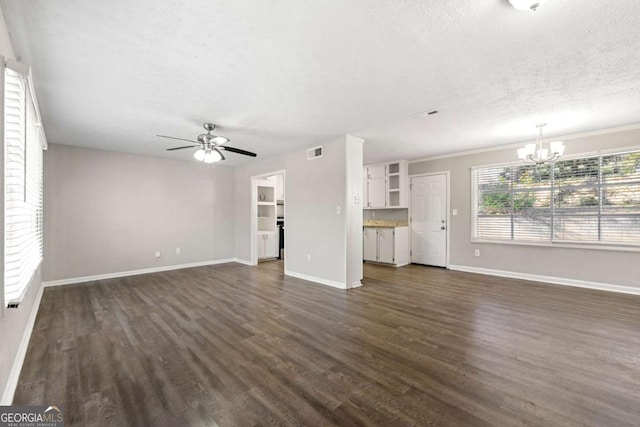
[[14, 261, 640, 426]]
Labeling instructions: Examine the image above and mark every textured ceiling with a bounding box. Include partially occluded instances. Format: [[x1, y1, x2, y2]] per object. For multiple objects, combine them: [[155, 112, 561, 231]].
[[1, 0, 640, 165]]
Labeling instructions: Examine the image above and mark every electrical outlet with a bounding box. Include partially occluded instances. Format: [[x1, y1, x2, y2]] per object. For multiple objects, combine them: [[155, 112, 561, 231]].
[[336, 206, 341, 214], [372, 211, 376, 217], [176, 248, 181, 254], [307, 254, 311, 262], [155, 251, 161, 258], [474, 249, 480, 257], [453, 208, 458, 216]]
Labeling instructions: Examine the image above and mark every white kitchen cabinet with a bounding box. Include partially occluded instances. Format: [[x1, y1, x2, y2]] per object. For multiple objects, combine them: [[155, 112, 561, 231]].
[[257, 231, 278, 259], [363, 226, 409, 266], [366, 178, 386, 208], [377, 228, 395, 263], [366, 164, 386, 179], [363, 227, 378, 261], [363, 160, 409, 209]]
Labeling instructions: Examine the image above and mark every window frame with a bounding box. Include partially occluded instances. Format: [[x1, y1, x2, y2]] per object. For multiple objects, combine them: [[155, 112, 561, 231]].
[[471, 146, 640, 253], [2, 56, 47, 308]]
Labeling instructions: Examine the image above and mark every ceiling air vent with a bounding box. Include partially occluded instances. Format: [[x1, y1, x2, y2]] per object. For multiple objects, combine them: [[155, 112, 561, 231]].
[[307, 146, 323, 160]]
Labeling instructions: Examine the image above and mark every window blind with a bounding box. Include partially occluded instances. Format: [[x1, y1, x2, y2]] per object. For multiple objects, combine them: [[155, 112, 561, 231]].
[[473, 150, 640, 247], [4, 65, 45, 305]]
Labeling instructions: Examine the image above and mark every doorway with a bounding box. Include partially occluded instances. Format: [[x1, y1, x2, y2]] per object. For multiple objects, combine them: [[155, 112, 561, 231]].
[[251, 170, 285, 268], [410, 172, 449, 267]]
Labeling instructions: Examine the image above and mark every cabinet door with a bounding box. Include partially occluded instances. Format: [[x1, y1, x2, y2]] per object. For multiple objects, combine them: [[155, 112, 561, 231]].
[[257, 233, 266, 259], [367, 164, 386, 179], [368, 178, 386, 208], [363, 227, 378, 261], [378, 228, 395, 264], [265, 232, 278, 258]]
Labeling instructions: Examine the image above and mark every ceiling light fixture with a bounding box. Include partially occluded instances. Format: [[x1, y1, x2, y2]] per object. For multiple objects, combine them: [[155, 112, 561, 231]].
[[508, 0, 543, 11], [517, 124, 565, 165], [194, 148, 223, 163]]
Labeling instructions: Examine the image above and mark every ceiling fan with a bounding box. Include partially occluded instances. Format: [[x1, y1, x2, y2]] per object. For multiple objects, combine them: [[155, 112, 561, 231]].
[[158, 123, 257, 163]]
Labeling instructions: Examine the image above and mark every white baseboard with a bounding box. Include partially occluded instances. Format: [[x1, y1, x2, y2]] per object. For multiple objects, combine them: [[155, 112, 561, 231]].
[[232, 258, 253, 266], [284, 269, 347, 290], [349, 281, 363, 289], [42, 258, 239, 287], [448, 265, 640, 296], [1, 282, 44, 405]]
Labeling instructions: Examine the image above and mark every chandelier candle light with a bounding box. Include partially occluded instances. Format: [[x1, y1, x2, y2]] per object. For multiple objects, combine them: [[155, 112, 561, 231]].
[[517, 124, 565, 165]]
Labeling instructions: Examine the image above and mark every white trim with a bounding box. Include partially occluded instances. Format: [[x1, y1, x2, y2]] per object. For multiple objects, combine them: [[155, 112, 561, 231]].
[[232, 258, 253, 266], [1, 283, 44, 405], [350, 281, 363, 289], [408, 123, 640, 165], [449, 265, 640, 296], [284, 269, 347, 290], [42, 258, 237, 287]]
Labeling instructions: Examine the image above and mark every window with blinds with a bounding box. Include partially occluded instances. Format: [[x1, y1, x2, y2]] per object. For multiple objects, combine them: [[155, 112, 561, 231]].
[[4, 64, 46, 305], [472, 150, 640, 247]]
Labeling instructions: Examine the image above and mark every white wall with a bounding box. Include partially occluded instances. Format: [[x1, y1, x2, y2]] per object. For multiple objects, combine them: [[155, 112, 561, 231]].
[[0, 5, 44, 403], [234, 135, 362, 288], [409, 126, 640, 289], [43, 144, 236, 281]]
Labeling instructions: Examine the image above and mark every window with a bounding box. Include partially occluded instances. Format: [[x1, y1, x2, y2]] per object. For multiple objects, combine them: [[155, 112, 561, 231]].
[[4, 60, 46, 306], [472, 150, 640, 248]]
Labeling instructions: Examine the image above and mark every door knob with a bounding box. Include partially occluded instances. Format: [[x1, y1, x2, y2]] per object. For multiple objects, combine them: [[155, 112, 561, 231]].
[[441, 226, 446, 230]]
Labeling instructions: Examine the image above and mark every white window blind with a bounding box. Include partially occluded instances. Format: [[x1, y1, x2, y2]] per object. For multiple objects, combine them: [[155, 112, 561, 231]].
[[4, 64, 46, 305], [472, 150, 640, 247]]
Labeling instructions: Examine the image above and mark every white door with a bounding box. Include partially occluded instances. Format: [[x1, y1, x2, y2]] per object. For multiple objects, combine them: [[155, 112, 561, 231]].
[[378, 228, 395, 264], [363, 227, 378, 261], [411, 174, 447, 267], [368, 178, 386, 208]]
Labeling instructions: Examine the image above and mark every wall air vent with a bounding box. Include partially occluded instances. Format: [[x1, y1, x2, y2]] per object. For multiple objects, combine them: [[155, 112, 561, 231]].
[[307, 146, 323, 160]]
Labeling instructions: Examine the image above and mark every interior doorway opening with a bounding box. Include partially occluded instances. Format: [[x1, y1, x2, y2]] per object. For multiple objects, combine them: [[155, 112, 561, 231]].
[[251, 170, 285, 269]]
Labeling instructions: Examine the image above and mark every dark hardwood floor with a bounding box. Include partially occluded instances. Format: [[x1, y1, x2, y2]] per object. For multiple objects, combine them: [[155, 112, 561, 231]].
[[14, 261, 640, 426]]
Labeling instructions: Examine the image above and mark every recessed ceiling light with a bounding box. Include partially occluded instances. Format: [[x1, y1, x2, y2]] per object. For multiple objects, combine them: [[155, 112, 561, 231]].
[[411, 109, 439, 119]]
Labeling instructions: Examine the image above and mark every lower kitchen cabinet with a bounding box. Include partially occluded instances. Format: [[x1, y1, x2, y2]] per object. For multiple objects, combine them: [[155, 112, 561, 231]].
[[363, 226, 409, 266], [257, 231, 278, 259]]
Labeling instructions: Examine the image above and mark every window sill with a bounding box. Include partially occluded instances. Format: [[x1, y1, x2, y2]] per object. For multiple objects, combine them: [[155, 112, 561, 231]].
[[471, 239, 640, 253]]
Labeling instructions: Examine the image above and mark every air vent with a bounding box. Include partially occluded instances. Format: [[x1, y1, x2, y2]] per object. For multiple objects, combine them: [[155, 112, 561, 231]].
[[411, 109, 439, 119], [307, 146, 323, 160]]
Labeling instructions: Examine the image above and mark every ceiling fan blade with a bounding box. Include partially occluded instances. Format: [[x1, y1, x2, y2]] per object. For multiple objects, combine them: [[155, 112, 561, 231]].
[[166, 145, 197, 151], [220, 146, 257, 157], [157, 135, 198, 144], [213, 147, 225, 161]]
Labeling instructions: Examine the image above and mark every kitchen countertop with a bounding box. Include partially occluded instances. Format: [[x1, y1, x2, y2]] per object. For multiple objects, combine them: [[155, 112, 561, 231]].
[[363, 220, 408, 228]]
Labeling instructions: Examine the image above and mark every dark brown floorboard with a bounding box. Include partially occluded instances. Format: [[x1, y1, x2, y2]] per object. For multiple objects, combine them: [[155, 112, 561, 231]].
[[14, 261, 640, 426]]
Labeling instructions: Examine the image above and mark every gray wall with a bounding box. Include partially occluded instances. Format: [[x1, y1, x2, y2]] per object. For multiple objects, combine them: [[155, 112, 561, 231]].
[[0, 6, 44, 403], [409, 127, 640, 288], [234, 137, 351, 286], [43, 144, 236, 281]]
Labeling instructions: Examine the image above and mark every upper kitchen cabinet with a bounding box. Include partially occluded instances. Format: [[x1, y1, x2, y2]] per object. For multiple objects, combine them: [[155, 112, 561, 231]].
[[363, 160, 409, 209]]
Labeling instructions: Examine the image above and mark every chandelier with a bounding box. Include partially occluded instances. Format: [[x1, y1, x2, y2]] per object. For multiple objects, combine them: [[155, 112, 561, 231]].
[[517, 124, 565, 165]]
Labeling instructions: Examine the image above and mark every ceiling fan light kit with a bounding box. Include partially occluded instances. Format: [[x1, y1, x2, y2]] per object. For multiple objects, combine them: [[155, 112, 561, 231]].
[[508, 0, 543, 11], [158, 122, 257, 163]]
